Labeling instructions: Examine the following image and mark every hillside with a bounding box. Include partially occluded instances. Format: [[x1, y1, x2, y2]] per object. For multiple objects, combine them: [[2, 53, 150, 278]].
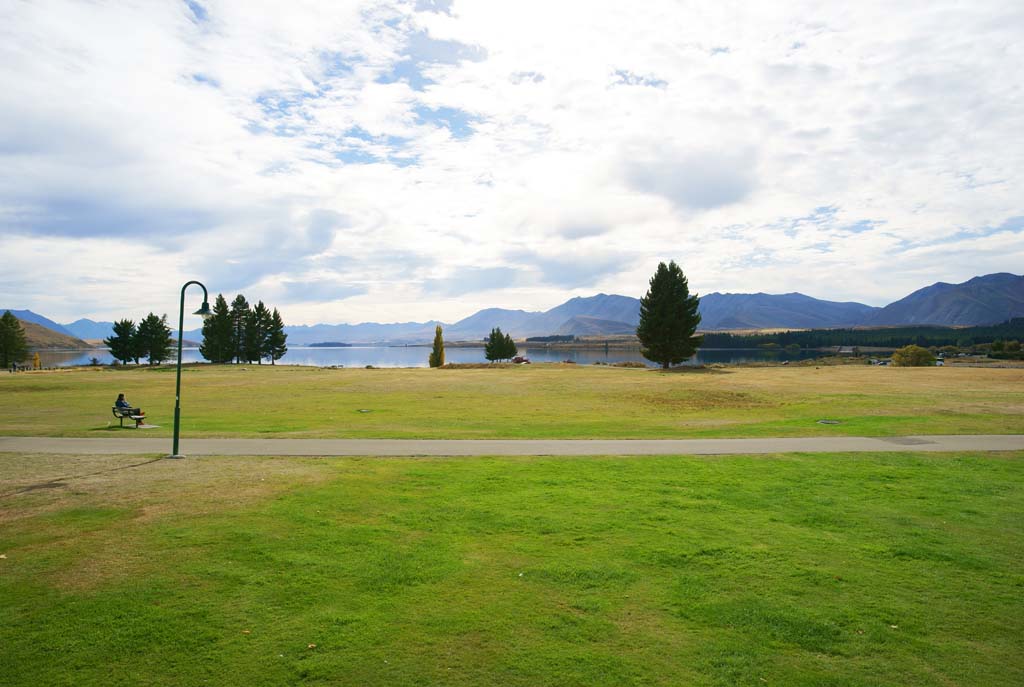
[[698, 292, 878, 330], [867, 273, 1024, 326], [556, 315, 637, 336], [19, 319, 92, 349], [1, 309, 76, 337]]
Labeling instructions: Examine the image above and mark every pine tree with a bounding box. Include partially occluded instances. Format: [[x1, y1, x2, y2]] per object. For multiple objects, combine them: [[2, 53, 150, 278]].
[[267, 308, 288, 364], [636, 261, 703, 369], [104, 319, 137, 365], [136, 313, 173, 365], [245, 301, 271, 364], [199, 294, 232, 363], [0, 311, 30, 368], [484, 327, 505, 362], [428, 325, 445, 367], [229, 294, 250, 364], [503, 332, 517, 360]]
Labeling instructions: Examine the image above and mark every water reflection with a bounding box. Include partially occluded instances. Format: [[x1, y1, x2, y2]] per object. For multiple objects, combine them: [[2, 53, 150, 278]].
[[36, 346, 824, 369]]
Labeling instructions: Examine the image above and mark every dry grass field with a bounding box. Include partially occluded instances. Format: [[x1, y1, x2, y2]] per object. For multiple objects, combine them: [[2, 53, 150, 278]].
[[0, 363, 1021, 439]]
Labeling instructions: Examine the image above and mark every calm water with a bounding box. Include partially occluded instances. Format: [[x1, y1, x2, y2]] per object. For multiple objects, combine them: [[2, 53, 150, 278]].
[[36, 346, 825, 368]]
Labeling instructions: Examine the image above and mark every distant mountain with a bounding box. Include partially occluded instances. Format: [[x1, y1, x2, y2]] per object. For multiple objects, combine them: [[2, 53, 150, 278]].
[[1, 309, 75, 337], [18, 272, 1024, 346], [446, 308, 541, 341], [63, 318, 115, 340], [538, 294, 642, 332], [697, 292, 878, 330], [866, 273, 1024, 326], [258, 321, 443, 346], [557, 315, 637, 336]]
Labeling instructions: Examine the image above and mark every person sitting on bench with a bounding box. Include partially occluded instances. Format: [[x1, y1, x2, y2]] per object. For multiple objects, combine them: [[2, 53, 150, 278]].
[[115, 393, 145, 427]]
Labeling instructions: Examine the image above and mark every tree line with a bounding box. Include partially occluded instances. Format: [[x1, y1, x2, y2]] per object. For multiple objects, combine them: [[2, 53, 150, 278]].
[[699, 318, 1024, 350], [200, 294, 287, 364], [104, 313, 174, 365], [102, 294, 288, 365]]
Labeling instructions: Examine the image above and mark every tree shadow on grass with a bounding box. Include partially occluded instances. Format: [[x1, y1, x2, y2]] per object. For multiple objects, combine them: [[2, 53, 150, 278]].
[[653, 366, 733, 375]]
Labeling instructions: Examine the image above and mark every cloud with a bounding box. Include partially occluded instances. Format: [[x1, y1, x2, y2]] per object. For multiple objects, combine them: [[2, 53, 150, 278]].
[[611, 70, 667, 88], [558, 224, 612, 240], [625, 147, 758, 211], [510, 71, 545, 84], [421, 267, 524, 296], [414, 105, 480, 139], [279, 280, 368, 302], [507, 249, 628, 290], [415, 0, 453, 14], [1, 0, 1022, 325], [5, 195, 219, 240], [184, 0, 208, 24], [377, 28, 486, 91]]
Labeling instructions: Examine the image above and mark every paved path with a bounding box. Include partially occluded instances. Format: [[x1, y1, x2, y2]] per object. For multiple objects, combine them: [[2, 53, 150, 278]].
[[2, 435, 1023, 456]]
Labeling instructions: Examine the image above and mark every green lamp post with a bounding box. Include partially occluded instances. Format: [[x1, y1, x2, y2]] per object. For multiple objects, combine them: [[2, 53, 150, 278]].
[[170, 280, 212, 458]]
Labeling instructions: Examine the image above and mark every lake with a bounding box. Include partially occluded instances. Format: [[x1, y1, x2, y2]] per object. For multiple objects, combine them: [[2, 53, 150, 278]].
[[36, 346, 826, 368]]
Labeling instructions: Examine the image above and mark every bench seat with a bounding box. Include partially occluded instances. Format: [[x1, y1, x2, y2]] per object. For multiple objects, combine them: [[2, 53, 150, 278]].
[[112, 406, 146, 428]]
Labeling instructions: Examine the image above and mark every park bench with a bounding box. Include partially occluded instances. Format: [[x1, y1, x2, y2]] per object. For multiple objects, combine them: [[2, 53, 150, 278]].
[[112, 406, 146, 428]]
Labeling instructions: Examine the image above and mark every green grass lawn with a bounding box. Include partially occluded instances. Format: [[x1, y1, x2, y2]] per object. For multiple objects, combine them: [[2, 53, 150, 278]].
[[1, 451, 1022, 686], [1, 363, 1022, 438]]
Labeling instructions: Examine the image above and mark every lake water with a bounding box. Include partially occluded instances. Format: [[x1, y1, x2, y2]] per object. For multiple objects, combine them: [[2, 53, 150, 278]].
[[36, 346, 826, 368]]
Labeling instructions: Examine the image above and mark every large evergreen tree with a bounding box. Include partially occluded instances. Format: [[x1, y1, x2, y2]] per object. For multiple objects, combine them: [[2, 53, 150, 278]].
[[0, 310, 30, 368], [267, 308, 288, 364], [428, 325, 445, 367], [503, 332, 518, 360], [136, 313, 173, 365], [104, 319, 137, 365], [245, 301, 271, 364], [229, 294, 250, 364], [485, 327, 517, 362], [199, 294, 233, 363], [484, 327, 504, 362], [636, 261, 702, 369]]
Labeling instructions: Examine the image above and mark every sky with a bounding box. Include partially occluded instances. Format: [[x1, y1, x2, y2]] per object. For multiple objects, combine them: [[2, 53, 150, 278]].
[[1, 0, 1023, 328]]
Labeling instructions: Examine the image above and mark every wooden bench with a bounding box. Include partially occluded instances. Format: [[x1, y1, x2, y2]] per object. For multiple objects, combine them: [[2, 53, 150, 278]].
[[112, 406, 146, 428]]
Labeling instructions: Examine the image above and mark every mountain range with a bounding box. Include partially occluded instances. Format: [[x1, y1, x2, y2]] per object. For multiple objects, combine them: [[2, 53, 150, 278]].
[[6, 273, 1023, 346]]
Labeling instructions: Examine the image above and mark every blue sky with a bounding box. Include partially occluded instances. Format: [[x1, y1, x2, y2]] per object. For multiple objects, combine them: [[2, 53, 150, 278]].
[[1, 0, 1022, 326]]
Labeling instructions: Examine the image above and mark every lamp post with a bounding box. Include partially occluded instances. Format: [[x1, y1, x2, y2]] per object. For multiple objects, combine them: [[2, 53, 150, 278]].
[[170, 280, 212, 458]]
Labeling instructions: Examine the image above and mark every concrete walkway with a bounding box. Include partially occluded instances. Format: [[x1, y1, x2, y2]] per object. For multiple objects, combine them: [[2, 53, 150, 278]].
[[2, 435, 1023, 456]]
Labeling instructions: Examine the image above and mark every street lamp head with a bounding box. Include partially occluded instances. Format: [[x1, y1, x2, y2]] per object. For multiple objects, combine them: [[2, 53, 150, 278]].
[[193, 301, 213, 319]]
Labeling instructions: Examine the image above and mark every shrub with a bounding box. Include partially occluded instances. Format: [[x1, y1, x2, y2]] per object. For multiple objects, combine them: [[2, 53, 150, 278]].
[[891, 344, 936, 367]]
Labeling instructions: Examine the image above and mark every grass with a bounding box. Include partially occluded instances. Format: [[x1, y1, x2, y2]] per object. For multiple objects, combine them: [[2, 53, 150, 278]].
[[0, 363, 1022, 439], [1, 451, 1022, 686]]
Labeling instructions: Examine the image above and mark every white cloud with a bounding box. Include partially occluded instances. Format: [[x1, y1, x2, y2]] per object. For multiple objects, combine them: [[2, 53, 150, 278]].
[[0, 0, 1022, 324]]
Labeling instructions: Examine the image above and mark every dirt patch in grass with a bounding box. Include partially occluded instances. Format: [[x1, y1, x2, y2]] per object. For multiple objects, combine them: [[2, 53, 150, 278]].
[[633, 390, 776, 410], [0, 453, 338, 592]]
